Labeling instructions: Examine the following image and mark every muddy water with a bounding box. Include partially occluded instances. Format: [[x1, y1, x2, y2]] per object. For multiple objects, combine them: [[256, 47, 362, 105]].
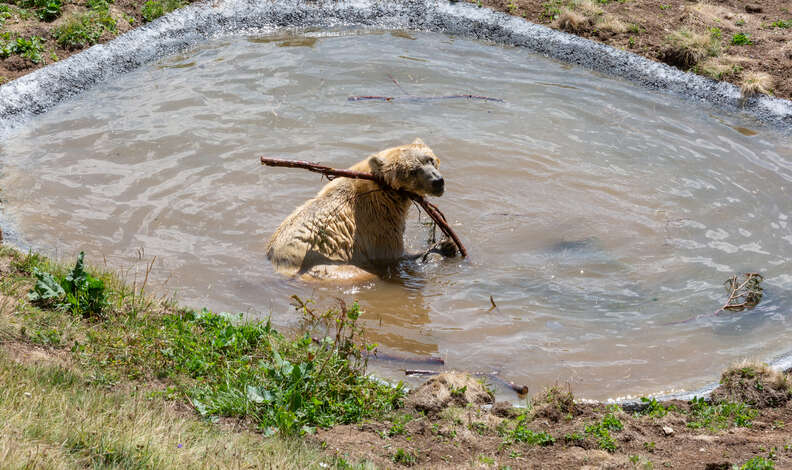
[[2, 30, 791, 400]]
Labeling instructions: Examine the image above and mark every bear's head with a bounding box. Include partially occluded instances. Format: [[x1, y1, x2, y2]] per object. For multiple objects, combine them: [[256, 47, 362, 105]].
[[368, 138, 444, 197]]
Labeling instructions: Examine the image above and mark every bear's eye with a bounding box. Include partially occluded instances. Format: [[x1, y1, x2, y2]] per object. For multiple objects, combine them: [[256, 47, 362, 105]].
[[409, 168, 420, 176]]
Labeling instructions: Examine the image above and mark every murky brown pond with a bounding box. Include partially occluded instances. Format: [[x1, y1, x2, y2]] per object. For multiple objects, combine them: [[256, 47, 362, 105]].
[[2, 30, 791, 400]]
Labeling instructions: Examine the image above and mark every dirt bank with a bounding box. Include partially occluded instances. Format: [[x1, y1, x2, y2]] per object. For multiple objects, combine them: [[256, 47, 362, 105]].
[[2, 0, 790, 100], [477, 0, 791, 100]]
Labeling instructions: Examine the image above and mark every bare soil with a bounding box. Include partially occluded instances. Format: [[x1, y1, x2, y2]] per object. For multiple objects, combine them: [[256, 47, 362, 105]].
[[317, 372, 792, 469], [477, 0, 792, 100]]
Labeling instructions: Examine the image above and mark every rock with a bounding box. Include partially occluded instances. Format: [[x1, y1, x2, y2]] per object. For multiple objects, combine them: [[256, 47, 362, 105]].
[[406, 371, 494, 414], [662, 425, 674, 436], [745, 4, 762, 13]]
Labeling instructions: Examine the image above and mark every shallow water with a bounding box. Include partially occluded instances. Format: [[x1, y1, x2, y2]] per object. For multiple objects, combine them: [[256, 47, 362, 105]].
[[2, 30, 791, 400]]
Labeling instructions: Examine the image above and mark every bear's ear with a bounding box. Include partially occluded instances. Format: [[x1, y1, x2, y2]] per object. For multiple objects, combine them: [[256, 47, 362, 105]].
[[412, 137, 425, 146], [368, 155, 385, 174]]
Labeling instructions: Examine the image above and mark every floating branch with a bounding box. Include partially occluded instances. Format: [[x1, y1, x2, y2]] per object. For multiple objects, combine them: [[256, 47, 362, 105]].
[[715, 272, 764, 315], [348, 94, 504, 103], [260, 156, 467, 258], [664, 272, 764, 325]]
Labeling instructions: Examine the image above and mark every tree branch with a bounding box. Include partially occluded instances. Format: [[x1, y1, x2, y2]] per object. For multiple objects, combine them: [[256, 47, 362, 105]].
[[260, 156, 468, 258]]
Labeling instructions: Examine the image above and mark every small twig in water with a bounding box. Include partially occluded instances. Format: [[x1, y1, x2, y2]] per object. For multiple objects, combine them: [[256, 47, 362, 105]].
[[387, 73, 409, 95], [348, 94, 504, 103]]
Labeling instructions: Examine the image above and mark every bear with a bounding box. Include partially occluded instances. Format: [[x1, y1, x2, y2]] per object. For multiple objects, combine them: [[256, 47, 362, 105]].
[[266, 138, 454, 281]]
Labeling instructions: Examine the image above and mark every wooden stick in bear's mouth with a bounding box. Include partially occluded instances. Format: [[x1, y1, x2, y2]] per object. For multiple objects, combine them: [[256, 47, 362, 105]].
[[260, 156, 468, 258]]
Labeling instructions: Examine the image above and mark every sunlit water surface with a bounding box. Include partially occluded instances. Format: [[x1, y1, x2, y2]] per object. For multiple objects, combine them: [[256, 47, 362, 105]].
[[2, 30, 791, 400]]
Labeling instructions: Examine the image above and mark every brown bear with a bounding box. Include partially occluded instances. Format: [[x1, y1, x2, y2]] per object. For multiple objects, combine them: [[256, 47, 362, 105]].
[[266, 138, 454, 281]]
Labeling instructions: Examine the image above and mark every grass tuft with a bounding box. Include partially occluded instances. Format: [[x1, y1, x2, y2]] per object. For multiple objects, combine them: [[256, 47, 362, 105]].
[[663, 28, 721, 68], [739, 71, 774, 97]]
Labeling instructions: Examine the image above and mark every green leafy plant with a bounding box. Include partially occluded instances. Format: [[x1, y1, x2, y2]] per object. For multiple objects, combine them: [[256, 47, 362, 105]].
[[28, 252, 108, 318], [52, 11, 115, 50], [503, 414, 555, 446], [141, 0, 183, 22], [736, 456, 775, 470], [731, 33, 752, 45], [709, 27, 722, 39], [392, 448, 417, 466], [639, 397, 676, 418], [770, 19, 791, 28], [583, 406, 623, 452], [36, 0, 61, 21], [687, 397, 757, 430]]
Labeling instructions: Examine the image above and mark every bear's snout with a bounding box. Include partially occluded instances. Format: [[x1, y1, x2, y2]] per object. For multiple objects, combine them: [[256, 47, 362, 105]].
[[431, 177, 445, 196]]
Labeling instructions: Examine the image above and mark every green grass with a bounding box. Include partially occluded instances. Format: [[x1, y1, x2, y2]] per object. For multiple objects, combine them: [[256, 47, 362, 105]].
[[0, 353, 336, 469], [3, 247, 405, 438], [52, 9, 116, 50], [141, 0, 184, 22]]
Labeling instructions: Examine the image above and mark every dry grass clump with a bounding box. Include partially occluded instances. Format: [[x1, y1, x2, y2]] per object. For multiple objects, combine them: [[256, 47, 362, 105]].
[[406, 372, 494, 414], [597, 14, 628, 34], [710, 359, 791, 408], [556, 9, 589, 33], [740, 71, 774, 97], [662, 28, 721, 68], [698, 56, 744, 80], [573, 0, 603, 17], [533, 384, 578, 422]]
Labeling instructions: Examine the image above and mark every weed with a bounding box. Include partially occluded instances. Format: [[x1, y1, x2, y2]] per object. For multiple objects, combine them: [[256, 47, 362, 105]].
[[450, 384, 467, 398], [541, 0, 564, 20], [564, 432, 584, 442], [29, 252, 108, 318], [639, 397, 675, 418], [628, 36, 635, 47], [506, 0, 518, 15], [388, 414, 412, 436], [770, 19, 791, 28], [505, 416, 555, 446], [687, 397, 757, 430], [53, 11, 116, 50], [17, 0, 62, 21], [709, 27, 722, 39], [659, 4, 670, 10], [628, 23, 641, 33], [730, 33, 752, 46], [477, 454, 495, 465], [0, 35, 45, 64], [0, 4, 11, 26], [141, 0, 183, 22], [392, 448, 417, 466], [643, 441, 656, 452], [735, 18, 746, 26], [737, 456, 775, 470], [584, 407, 622, 452]]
